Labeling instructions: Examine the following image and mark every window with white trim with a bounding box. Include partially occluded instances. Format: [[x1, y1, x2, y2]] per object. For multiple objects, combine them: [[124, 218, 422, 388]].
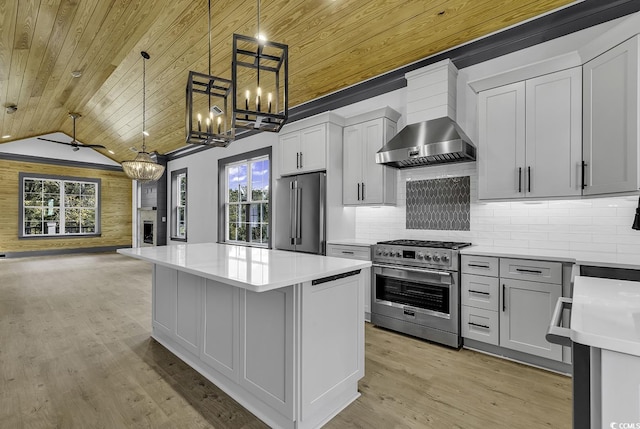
[[171, 168, 187, 240], [225, 155, 270, 245], [20, 174, 100, 237]]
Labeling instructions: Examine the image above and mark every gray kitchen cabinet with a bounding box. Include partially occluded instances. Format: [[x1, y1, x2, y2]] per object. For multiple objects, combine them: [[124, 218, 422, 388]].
[[478, 67, 582, 200], [279, 123, 327, 176], [342, 107, 400, 205], [461, 255, 563, 362], [326, 242, 372, 321], [583, 35, 640, 196], [461, 256, 500, 346], [500, 277, 562, 361]]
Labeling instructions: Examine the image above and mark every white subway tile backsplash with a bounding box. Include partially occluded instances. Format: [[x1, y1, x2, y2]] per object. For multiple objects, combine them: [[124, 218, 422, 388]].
[[354, 163, 636, 259], [570, 242, 617, 253], [529, 240, 571, 250]]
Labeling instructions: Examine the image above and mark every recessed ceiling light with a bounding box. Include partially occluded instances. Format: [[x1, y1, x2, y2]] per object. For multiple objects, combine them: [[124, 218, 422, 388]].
[[2, 135, 11, 139], [71, 70, 82, 78], [107, 149, 115, 154]]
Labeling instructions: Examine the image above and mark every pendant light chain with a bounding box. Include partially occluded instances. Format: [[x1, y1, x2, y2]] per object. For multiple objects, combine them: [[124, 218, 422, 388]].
[[256, 0, 260, 90], [208, 0, 211, 76], [142, 53, 146, 153]]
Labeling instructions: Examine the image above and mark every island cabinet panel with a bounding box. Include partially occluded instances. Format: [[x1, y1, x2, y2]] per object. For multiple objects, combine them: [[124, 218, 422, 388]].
[[200, 280, 238, 380], [175, 272, 203, 355], [152, 265, 177, 337], [239, 287, 295, 419], [299, 272, 364, 423]]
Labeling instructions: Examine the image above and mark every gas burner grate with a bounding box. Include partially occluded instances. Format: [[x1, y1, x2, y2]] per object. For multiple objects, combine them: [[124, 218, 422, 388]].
[[377, 239, 472, 250]]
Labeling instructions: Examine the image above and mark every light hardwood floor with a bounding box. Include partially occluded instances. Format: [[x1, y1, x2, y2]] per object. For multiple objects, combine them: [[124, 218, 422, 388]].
[[0, 253, 572, 428]]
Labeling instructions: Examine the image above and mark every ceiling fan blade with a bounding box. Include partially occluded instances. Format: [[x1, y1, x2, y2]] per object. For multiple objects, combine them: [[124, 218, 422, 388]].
[[37, 137, 75, 146], [83, 144, 107, 149]]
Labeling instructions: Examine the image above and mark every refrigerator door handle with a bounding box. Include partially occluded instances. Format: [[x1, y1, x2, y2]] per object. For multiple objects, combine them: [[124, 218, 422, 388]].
[[295, 187, 302, 241], [289, 181, 296, 243]]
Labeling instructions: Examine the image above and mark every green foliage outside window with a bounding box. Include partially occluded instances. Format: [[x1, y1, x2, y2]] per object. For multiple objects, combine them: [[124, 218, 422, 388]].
[[226, 157, 269, 245], [22, 177, 98, 236]]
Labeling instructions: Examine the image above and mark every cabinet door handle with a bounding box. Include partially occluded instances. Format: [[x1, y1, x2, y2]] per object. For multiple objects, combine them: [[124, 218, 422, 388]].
[[515, 268, 542, 275], [468, 263, 490, 269], [581, 161, 587, 189], [299, 152, 303, 169], [518, 167, 522, 193], [357, 183, 361, 200], [469, 290, 490, 296], [341, 251, 355, 255], [296, 152, 300, 169], [468, 322, 490, 329], [528, 166, 531, 193], [502, 284, 506, 312], [362, 182, 365, 200]]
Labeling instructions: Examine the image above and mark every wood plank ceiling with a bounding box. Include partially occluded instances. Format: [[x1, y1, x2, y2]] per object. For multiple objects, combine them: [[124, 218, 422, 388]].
[[0, 0, 577, 163]]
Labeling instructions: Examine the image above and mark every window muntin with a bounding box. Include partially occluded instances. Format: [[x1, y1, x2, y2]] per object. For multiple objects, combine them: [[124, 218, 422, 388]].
[[170, 169, 188, 241], [22, 176, 99, 236], [226, 156, 269, 245]]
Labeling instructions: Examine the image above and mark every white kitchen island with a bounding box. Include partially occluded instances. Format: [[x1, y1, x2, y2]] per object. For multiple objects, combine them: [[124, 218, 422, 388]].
[[118, 243, 371, 429]]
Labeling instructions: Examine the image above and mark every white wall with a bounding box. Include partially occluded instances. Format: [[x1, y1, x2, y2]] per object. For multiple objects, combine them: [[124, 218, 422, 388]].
[[166, 132, 278, 244], [0, 133, 121, 166]]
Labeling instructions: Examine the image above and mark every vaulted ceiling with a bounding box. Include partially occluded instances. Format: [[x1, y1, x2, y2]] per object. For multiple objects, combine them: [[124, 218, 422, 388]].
[[0, 0, 578, 163]]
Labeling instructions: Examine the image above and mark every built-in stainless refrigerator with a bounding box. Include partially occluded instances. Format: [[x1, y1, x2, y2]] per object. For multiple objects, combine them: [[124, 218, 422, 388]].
[[275, 171, 326, 255]]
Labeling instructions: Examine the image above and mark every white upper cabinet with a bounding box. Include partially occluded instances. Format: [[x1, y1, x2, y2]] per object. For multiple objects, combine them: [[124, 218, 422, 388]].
[[279, 123, 327, 176], [342, 108, 399, 206], [583, 35, 640, 196], [478, 67, 582, 200], [478, 82, 526, 200]]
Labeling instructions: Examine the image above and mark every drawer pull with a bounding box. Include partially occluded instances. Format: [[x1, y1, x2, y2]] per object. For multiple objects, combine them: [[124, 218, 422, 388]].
[[469, 289, 490, 296], [468, 264, 490, 269], [468, 322, 490, 329], [515, 268, 542, 275], [341, 251, 355, 255]]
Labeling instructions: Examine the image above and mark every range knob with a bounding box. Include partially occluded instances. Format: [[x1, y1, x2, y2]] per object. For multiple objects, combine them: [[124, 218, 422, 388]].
[[441, 254, 449, 263], [424, 253, 432, 261], [382, 250, 389, 256], [376, 248, 383, 256], [432, 254, 441, 262], [417, 252, 424, 260]]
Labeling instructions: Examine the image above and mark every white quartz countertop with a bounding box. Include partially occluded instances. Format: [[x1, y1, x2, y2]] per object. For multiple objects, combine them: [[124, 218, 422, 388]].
[[118, 243, 371, 292], [460, 245, 640, 270], [571, 275, 640, 356]]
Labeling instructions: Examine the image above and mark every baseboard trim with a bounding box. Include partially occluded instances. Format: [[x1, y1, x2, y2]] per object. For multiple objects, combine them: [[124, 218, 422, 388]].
[[2, 245, 131, 258]]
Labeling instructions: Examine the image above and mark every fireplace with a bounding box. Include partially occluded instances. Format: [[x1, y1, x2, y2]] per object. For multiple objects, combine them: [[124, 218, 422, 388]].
[[143, 221, 154, 244]]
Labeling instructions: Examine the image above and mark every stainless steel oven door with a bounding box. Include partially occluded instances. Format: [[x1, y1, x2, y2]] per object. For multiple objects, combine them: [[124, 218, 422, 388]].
[[372, 263, 458, 334]]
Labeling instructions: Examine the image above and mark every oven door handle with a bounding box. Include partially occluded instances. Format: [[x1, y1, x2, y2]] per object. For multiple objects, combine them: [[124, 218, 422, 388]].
[[372, 263, 453, 285]]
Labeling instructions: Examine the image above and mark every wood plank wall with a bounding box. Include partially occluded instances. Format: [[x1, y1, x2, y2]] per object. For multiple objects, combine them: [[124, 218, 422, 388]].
[[0, 159, 132, 254]]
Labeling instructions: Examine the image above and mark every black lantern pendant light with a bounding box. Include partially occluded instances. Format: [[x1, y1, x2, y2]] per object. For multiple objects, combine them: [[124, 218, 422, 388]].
[[122, 51, 165, 183], [232, 0, 288, 133], [185, 0, 234, 146]]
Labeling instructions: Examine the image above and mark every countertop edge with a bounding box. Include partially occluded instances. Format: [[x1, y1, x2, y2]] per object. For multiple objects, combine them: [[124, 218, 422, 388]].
[[117, 248, 372, 292], [460, 246, 640, 270]]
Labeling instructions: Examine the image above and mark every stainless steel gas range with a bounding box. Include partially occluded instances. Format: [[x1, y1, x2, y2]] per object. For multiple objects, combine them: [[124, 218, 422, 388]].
[[371, 239, 472, 348]]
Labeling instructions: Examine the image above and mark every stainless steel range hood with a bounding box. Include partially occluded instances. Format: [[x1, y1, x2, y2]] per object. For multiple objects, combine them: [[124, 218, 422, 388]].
[[375, 117, 476, 168]]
